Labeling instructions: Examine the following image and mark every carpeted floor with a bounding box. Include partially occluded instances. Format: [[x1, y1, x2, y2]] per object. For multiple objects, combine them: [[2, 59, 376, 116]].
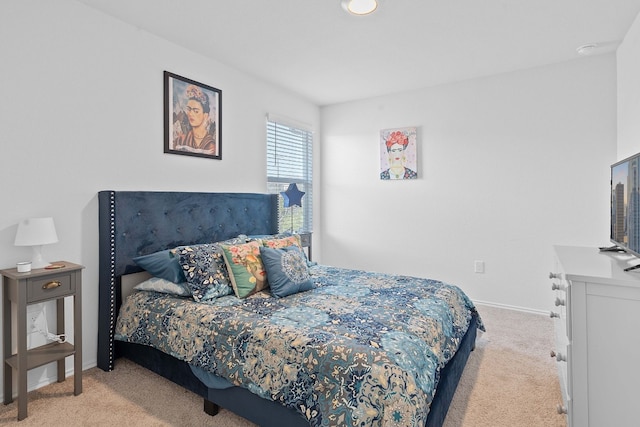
[[443, 305, 566, 427], [0, 305, 566, 426]]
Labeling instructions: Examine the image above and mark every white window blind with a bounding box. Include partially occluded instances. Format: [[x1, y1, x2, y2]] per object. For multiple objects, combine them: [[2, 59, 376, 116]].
[[266, 115, 313, 233]]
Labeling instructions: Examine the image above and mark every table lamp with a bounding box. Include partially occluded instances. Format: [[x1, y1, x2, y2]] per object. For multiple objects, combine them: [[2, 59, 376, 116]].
[[14, 217, 59, 269]]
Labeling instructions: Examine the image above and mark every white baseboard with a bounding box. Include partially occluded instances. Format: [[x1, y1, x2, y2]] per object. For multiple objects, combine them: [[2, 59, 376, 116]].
[[473, 299, 549, 316]]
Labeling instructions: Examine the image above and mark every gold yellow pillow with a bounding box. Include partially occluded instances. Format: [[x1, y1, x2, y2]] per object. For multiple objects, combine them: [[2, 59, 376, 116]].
[[262, 235, 302, 250]]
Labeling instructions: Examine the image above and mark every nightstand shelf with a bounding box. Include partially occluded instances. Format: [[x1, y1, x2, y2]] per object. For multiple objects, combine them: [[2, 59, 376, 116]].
[[2, 261, 83, 421], [5, 342, 76, 371]]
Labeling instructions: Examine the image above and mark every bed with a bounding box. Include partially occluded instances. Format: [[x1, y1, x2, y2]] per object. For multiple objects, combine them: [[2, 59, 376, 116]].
[[97, 190, 482, 427]]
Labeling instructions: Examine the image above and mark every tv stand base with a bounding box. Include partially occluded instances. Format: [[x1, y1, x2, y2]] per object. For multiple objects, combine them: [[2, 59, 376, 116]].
[[624, 263, 640, 272], [599, 245, 626, 253]]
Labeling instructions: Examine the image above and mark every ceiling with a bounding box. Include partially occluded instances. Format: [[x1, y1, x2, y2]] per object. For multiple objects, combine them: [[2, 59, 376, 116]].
[[77, 0, 640, 106]]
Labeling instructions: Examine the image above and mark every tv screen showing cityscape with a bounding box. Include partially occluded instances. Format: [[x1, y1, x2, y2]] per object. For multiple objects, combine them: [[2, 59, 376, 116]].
[[611, 153, 640, 256]]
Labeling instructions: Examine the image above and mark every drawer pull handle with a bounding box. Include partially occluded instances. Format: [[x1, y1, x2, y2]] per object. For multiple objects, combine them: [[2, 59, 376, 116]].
[[557, 404, 567, 414], [555, 297, 565, 306], [551, 283, 566, 291], [550, 311, 560, 318], [549, 272, 560, 279], [550, 350, 566, 362], [43, 280, 61, 290]]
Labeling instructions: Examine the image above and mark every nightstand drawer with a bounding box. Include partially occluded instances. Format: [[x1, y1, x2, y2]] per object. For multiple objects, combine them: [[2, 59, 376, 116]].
[[27, 273, 75, 302]]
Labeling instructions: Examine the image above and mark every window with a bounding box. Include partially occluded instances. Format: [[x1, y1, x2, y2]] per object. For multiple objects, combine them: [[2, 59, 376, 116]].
[[266, 115, 313, 233]]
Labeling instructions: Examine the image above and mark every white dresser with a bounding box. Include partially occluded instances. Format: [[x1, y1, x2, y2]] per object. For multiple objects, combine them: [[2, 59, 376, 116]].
[[551, 245, 640, 427]]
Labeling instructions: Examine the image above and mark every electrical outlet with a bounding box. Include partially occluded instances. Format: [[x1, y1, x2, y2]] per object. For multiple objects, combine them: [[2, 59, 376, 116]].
[[27, 305, 43, 333], [474, 260, 485, 274]]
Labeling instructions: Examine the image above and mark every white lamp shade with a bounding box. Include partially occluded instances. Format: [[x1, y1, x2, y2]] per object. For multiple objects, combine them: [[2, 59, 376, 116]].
[[15, 217, 59, 269], [14, 217, 59, 246]]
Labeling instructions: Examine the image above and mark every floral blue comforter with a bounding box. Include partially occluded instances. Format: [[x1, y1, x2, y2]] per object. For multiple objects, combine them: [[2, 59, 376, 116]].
[[115, 265, 483, 426]]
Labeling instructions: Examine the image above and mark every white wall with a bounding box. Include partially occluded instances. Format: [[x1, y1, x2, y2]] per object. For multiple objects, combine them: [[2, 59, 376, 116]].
[[0, 0, 319, 396], [320, 55, 617, 312], [618, 12, 640, 159]]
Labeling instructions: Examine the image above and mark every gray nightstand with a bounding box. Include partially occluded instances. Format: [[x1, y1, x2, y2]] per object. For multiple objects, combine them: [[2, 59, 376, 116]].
[[298, 232, 312, 261], [2, 261, 83, 420]]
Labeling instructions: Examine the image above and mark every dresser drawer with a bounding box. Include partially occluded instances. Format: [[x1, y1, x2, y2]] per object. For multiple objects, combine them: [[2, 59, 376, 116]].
[[550, 266, 570, 420], [27, 273, 76, 303], [551, 269, 571, 340]]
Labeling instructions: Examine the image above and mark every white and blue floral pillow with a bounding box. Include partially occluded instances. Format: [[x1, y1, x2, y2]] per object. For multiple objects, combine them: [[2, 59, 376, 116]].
[[133, 276, 191, 296], [259, 245, 314, 298]]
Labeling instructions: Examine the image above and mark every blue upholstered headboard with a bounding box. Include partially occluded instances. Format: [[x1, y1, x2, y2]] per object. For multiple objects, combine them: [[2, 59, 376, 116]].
[[97, 191, 278, 371]]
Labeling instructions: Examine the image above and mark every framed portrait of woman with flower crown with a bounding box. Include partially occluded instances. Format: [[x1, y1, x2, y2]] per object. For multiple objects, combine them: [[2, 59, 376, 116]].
[[164, 71, 222, 159], [380, 127, 418, 180]]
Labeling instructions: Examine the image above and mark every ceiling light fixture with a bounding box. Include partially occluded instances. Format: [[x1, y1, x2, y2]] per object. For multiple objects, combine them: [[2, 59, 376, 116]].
[[576, 44, 598, 56], [341, 0, 378, 16]]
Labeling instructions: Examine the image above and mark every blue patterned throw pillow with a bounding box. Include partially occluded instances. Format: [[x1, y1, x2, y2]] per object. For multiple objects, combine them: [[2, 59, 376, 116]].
[[133, 249, 186, 283], [259, 245, 314, 298], [173, 242, 237, 302]]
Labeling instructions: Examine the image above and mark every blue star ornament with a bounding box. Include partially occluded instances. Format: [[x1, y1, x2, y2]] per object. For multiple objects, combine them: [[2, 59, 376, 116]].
[[281, 183, 305, 207]]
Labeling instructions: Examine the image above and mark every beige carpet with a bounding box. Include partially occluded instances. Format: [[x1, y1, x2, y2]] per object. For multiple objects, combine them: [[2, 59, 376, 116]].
[[0, 305, 566, 426]]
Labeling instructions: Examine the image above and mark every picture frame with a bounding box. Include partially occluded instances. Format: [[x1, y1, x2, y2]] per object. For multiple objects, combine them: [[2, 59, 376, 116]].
[[164, 71, 222, 160], [380, 127, 418, 180]]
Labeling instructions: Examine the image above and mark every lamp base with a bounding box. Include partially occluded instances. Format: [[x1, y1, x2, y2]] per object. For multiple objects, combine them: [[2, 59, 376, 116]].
[[30, 245, 49, 269]]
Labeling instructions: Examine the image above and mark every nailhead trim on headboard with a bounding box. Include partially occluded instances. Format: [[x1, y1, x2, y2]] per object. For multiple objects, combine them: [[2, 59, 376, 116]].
[[108, 192, 116, 371], [97, 191, 117, 371]]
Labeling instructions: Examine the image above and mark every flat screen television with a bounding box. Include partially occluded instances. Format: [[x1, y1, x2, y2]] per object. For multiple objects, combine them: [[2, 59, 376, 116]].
[[609, 152, 640, 264]]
